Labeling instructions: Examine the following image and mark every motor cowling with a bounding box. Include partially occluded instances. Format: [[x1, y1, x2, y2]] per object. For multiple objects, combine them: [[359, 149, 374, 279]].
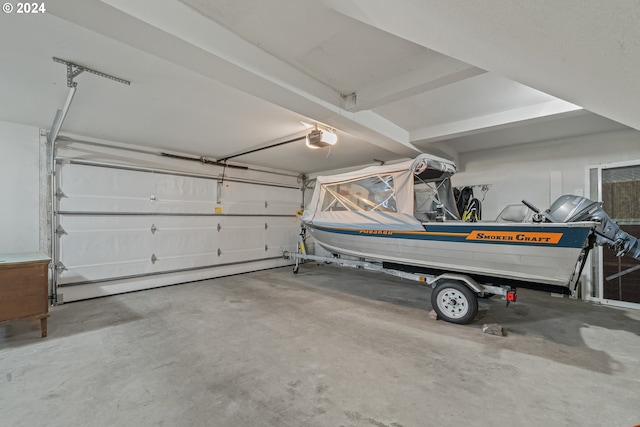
[[544, 195, 640, 260]]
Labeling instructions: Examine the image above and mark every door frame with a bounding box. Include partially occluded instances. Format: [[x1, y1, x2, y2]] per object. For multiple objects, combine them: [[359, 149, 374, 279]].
[[585, 159, 640, 310]]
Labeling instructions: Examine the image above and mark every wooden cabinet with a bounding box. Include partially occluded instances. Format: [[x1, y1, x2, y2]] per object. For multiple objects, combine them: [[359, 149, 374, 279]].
[[0, 253, 50, 338]]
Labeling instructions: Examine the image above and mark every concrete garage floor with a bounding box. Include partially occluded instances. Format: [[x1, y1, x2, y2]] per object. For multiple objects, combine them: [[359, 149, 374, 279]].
[[1, 264, 640, 427]]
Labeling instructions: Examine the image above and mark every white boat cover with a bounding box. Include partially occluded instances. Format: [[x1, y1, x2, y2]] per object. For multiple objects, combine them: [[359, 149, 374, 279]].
[[302, 154, 456, 230]]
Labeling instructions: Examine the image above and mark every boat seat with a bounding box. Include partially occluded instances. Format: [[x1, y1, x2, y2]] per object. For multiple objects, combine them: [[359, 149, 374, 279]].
[[496, 204, 534, 223]]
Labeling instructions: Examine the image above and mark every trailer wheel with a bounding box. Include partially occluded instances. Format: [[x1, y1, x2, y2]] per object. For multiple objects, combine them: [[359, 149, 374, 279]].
[[292, 266, 299, 274], [431, 281, 478, 324]]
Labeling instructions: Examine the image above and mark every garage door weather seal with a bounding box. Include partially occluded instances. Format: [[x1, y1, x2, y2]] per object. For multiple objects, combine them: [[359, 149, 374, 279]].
[[57, 256, 286, 287]]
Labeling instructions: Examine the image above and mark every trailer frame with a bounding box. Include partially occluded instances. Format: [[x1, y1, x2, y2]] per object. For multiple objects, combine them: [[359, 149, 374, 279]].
[[283, 227, 516, 324]]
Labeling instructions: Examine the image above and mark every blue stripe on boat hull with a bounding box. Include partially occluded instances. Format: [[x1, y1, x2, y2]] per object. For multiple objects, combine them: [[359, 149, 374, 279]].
[[305, 222, 595, 287], [307, 223, 592, 249]]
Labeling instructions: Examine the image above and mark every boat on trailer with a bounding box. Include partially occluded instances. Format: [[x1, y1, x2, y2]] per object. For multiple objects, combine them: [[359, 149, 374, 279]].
[[290, 154, 640, 324]]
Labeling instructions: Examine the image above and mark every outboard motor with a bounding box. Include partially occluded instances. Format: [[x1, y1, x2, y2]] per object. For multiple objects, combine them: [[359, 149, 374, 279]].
[[543, 195, 640, 260]]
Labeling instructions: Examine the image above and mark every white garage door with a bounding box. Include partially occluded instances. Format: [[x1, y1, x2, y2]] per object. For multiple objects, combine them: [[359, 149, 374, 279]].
[[54, 161, 300, 302]]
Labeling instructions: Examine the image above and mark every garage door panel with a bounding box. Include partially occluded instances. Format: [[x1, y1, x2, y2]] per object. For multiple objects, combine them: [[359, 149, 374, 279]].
[[220, 181, 300, 215], [57, 215, 156, 284], [217, 226, 266, 252], [59, 164, 154, 212], [153, 220, 222, 269], [153, 174, 217, 214], [58, 215, 155, 264], [59, 229, 154, 264]]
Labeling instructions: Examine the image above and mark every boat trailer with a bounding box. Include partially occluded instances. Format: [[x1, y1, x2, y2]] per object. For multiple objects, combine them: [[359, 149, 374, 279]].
[[283, 228, 517, 325]]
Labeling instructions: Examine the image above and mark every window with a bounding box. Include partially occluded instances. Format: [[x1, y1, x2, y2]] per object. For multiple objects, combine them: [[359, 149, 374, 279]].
[[321, 175, 397, 212]]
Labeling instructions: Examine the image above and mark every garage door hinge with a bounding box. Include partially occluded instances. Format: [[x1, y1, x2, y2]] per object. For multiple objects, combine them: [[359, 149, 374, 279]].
[[150, 224, 157, 234], [55, 225, 67, 236], [55, 188, 67, 199], [55, 262, 67, 273], [265, 244, 269, 252], [265, 222, 268, 230], [265, 201, 268, 208], [151, 254, 157, 264], [217, 223, 222, 232], [217, 248, 222, 257]]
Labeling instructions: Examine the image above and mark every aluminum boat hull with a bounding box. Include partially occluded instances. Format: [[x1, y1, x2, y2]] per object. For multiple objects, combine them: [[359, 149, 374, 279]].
[[306, 221, 595, 287]]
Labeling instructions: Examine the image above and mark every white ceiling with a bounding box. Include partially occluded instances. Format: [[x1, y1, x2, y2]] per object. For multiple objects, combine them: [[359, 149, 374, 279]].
[[0, 0, 635, 173]]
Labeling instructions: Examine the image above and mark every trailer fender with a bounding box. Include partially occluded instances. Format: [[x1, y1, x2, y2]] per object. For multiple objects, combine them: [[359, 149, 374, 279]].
[[432, 273, 483, 294]]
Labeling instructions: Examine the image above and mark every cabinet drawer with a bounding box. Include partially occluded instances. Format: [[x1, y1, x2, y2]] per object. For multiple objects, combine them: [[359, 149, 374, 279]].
[[0, 261, 49, 323]]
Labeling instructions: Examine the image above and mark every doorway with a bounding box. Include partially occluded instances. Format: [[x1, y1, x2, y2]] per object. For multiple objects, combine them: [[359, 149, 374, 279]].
[[588, 161, 640, 307]]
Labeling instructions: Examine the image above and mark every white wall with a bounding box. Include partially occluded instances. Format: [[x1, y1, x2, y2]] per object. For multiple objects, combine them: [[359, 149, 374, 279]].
[[0, 120, 41, 253], [454, 129, 640, 219]]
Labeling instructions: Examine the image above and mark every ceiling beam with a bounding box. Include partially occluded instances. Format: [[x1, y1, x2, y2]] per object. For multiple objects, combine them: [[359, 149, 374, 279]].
[[327, 0, 640, 132], [48, 0, 421, 158], [410, 99, 582, 144], [350, 62, 486, 112]]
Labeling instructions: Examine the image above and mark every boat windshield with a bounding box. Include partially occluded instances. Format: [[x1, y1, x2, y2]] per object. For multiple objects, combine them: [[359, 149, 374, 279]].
[[320, 174, 398, 212]]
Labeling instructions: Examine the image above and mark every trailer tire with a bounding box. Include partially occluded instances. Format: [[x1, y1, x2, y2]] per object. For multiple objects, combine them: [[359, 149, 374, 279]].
[[292, 266, 299, 274], [431, 281, 478, 324]]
